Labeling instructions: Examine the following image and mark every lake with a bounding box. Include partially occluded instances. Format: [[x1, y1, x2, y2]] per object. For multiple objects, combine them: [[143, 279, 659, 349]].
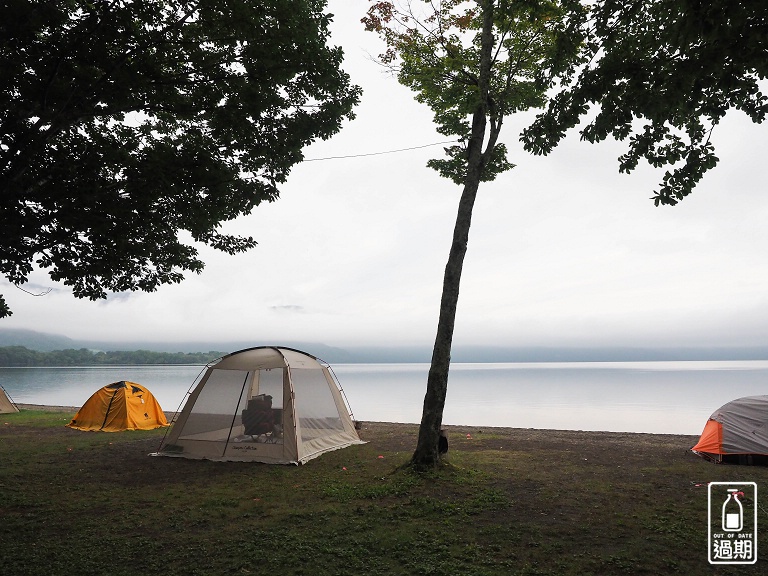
[[2, 361, 768, 435]]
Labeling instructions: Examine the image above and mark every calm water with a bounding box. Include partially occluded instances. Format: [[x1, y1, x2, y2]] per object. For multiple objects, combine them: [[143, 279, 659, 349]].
[[2, 361, 768, 435]]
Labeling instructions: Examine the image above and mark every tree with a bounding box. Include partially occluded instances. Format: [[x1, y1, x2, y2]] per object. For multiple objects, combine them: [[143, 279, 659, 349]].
[[521, 1, 768, 206], [364, 0, 584, 468], [0, 0, 361, 317]]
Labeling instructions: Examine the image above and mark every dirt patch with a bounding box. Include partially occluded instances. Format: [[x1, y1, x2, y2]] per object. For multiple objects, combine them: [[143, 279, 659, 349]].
[[14, 406, 699, 465], [356, 420, 698, 463]]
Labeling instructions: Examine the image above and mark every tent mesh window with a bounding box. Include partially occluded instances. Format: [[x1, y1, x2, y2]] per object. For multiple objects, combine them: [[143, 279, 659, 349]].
[[179, 369, 251, 441], [292, 367, 345, 443], [178, 368, 287, 444]]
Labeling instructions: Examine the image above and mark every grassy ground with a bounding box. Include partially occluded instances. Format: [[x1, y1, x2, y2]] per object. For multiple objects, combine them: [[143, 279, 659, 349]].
[[2, 408, 767, 575]]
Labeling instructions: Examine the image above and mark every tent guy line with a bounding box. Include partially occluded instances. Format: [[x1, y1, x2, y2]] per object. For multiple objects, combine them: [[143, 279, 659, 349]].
[[303, 139, 459, 161]]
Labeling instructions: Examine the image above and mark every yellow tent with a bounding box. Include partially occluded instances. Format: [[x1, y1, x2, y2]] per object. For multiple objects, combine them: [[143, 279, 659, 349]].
[[67, 381, 169, 432]]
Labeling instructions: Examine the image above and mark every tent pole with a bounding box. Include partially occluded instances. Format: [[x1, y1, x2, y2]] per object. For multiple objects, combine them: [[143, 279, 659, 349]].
[[100, 384, 122, 430], [222, 372, 251, 456]]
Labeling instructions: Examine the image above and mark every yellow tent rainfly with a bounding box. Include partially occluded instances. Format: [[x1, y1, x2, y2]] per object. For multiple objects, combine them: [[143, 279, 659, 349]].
[[67, 381, 170, 432]]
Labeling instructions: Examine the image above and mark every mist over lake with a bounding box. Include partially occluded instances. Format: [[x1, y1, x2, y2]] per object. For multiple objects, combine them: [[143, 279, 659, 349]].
[[3, 360, 767, 435]]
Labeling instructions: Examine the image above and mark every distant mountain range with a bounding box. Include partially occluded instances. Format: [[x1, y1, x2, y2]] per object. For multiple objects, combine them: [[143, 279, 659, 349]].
[[2, 327, 768, 363]]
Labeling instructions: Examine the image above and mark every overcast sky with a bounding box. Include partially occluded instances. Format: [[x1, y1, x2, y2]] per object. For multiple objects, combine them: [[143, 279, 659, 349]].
[[4, 2, 768, 350]]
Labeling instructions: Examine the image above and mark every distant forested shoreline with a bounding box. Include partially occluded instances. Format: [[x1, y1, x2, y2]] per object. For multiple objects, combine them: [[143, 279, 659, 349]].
[[0, 346, 224, 367]]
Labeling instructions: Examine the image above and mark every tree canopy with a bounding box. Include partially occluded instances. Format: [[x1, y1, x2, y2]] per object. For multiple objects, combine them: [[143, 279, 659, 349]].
[[0, 0, 361, 317], [521, 0, 768, 206], [365, 0, 583, 184]]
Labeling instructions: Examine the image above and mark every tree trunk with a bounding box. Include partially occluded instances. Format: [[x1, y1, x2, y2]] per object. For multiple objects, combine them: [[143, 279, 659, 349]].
[[410, 0, 495, 469], [410, 160, 483, 469]]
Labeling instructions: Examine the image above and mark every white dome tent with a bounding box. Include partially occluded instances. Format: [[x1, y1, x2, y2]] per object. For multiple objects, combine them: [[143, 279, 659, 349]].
[[154, 346, 364, 464]]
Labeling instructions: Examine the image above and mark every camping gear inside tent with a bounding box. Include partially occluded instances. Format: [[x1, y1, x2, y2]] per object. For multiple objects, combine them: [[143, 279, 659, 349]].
[[153, 346, 365, 464], [1, 385, 18, 414], [67, 381, 170, 432], [691, 395, 768, 465]]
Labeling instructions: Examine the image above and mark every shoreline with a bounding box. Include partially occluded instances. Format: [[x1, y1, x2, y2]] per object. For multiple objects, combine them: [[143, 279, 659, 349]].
[[16, 403, 181, 421], [14, 403, 699, 441], [18, 403, 81, 412]]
